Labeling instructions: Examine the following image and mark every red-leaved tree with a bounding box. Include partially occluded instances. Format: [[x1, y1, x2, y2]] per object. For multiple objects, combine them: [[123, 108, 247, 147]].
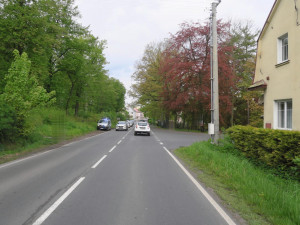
[[159, 20, 235, 128]]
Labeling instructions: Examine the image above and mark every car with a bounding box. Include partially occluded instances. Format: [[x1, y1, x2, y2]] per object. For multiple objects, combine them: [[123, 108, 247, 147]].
[[130, 120, 134, 127], [134, 121, 150, 136], [116, 121, 128, 131], [97, 118, 111, 130], [126, 120, 131, 128]]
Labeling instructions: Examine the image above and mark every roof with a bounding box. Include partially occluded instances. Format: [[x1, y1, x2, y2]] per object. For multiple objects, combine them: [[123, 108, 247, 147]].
[[134, 108, 142, 113], [258, 0, 280, 41], [248, 79, 267, 91]]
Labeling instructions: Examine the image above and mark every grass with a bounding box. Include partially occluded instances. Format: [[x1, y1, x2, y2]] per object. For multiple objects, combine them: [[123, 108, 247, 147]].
[[0, 108, 98, 164], [174, 140, 299, 225]]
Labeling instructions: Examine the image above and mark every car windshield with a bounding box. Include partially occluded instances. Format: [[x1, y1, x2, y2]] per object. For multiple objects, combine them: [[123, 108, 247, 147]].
[[99, 120, 108, 123], [118, 121, 126, 124], [138, 122, 147, 126]]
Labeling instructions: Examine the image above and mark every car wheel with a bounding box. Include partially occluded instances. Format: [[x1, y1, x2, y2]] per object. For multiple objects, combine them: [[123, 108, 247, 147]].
[[134, 132, 137, 136], [148, 132, 151, 136]]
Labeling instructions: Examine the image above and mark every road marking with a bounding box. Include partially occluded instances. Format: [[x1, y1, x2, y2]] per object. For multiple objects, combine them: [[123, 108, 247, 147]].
[[91, 155, 107, 169], [117, 140, 122, 145], [160, 142, 163, 145], [109, 146, 117, 153], [163, 146, 236, 225], [32, 177, 85, 225]]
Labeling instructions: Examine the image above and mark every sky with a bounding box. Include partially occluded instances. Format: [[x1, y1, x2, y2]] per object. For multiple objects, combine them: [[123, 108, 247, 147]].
[[75, 0, 275, 104]]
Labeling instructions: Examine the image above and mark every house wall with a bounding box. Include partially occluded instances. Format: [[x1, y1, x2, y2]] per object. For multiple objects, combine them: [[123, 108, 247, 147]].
[[254, 0, 300, 130]]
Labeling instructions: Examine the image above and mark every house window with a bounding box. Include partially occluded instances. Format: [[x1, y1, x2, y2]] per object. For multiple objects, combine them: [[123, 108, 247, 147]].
[[277, 34, 288, 63], [275, 100, 292, 129]]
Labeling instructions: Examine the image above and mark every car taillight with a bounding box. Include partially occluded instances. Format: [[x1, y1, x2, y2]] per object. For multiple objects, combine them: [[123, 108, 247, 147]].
[[136, 125, 138, 128]]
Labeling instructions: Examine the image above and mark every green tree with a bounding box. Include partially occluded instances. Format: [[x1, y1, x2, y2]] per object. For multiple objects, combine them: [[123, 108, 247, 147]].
[[0, 0, 125, 119], [0, 96, 17, 142], [0, 0, 82, 92], [53, 33, 108, 115], [2, 50, 55, 135], [130, 42, 166, 122], [229, 21, 261, 126]]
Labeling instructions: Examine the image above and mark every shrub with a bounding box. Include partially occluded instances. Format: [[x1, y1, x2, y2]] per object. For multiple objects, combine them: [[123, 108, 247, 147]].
[[226, 125, 300, 180], [0, 97, 18, 142]]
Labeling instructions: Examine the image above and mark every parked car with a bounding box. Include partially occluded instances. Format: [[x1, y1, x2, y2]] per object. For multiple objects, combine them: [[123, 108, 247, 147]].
[[130, 120, 135, 127], [134, 121, 150, 136], [97, 118, 111, 130], [116, 121, 128, 131], [126, 120, 131, 128]]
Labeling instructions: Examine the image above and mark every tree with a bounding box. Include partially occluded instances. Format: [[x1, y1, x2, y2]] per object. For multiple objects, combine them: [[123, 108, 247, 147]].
[[229, 21, 261, 126], [0, 0, 81, 91], [2, 50, 55, 135], [0, 96, 17, 142], [130, 42, 167, 122], [160, 21, 234, 128]]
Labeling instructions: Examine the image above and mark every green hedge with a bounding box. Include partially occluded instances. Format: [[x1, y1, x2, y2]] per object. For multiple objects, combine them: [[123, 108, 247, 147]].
[[226, 126, 300, 180]]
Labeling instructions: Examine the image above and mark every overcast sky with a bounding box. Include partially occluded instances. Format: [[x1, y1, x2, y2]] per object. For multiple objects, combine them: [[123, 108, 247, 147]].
[[75, 0, 275, 104]]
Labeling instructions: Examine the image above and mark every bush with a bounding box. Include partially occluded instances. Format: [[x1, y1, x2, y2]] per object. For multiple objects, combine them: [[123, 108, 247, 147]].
[[0, 97, 18, 142], [226, 126, 300, 180]]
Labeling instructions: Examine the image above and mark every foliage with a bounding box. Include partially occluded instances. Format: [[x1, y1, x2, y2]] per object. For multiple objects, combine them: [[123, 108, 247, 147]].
[[130, 20, 260, 130], [0, 96, 18, 142], [229, 22, 261, 126], [1, 50, 55, 136], [0, 0, 125, 118], [0, 0, 127, 145], [129, 42, 167, 122], [175, 141, 299, 225], [0, 107, 97, 163], [226, 125, 300, 180], [0, 0, 80, 89], [160, 21, 234, 128]]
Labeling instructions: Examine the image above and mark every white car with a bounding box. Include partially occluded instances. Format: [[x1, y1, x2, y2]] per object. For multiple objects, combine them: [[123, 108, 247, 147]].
[[134, 121, 150, 136], [116, 121, 128, 131]]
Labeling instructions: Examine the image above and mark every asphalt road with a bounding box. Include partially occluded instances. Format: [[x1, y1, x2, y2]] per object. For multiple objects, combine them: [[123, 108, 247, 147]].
[[0, 126, 237, 225]]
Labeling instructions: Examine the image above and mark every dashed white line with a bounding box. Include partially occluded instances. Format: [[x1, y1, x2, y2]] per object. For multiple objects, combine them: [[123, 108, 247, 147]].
[[162, 146, 236, 225], [109, 146, 117, 153], [117, 140, 122, 145], [91, 155, 107, 169], [160, 142, 164, 145], [32, 177, 85, 225]]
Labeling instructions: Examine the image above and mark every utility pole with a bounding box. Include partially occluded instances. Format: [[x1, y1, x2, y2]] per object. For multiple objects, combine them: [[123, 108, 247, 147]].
[[209, 0, 221, 144]]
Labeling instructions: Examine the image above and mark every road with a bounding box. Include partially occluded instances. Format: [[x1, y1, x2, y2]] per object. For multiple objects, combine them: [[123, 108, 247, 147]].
[[0, 126, 237, 225]]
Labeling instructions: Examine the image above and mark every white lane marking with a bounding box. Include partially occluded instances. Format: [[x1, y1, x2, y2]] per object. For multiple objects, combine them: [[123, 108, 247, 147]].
[[163, 146, 236, 225], [160, 142, 163, 145], [32, 177, 85, 225], [92, 155, 107, 169], [109, 146, 117, 153], [117, 140, 122, 145]]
